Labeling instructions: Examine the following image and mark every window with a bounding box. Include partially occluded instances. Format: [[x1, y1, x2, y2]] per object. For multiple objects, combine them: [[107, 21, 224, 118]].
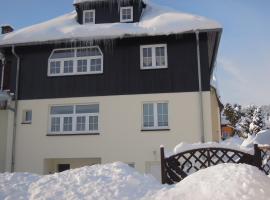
[[22, 110, 32, 124], [120, 7, 133, 22], [48, 46, 103, 76], [142, 102, 168, 130], [49, 104, 99, 134], [83, 10, 95, 24], [140, 44, 168, 69]]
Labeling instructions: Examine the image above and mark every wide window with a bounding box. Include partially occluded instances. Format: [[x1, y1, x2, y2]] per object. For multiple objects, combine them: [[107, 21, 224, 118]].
[[83, 10, 95, 24], [140, 44, 168, 69], [49, 104, 99, 134], [120, 7, 133, 22], [142, 102, 168, 130], [48, 47, 103, 76]]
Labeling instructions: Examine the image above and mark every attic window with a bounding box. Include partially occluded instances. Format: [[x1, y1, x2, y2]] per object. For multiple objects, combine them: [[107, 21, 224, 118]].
[[120, 7, 133, 22], [48, 47, 103, 76], [83, 10, 95, 24]]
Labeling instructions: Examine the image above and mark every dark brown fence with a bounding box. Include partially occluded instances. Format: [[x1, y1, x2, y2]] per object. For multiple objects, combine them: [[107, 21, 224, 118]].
[[160, 144, 270, 185]]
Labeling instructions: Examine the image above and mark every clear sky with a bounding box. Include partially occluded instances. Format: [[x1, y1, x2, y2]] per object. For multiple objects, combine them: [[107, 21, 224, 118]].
[[0, 0, 269, 106]]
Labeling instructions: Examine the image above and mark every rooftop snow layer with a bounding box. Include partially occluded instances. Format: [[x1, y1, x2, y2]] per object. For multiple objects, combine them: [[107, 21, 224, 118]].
[[0, 1, 221, 47]]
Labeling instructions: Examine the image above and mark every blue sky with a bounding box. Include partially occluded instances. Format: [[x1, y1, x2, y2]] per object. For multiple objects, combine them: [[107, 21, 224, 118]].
[[0, 0, 269, 106]]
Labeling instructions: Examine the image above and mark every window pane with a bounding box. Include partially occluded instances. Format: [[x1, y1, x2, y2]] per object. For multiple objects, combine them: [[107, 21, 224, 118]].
[[64, 60, 74, 73], [90, 58, 102, 72], [158, 103, 168, 127], [76, 116, 86, 131], [51, 117, 60, 132], [156, 47, 166, 67], [142, 48, 152, 67], [51, 106, 73, 115], [89, 116, 98, 131], [77, 48, 101, 57], [143, 103, 154, 127], [76, 104, 99, 114], [25, 111, 32, 122], [50, 61, 61, 74], [63, 117, 72, 132], [51, 50, 75, 59], [77, 60, 88, 72]]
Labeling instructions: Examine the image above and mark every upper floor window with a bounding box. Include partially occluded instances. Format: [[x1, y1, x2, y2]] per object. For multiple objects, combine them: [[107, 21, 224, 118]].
[[83, 10, 95, 24], [120, 7, 133, 22], [142, 102, 169, 130], [140, 44, 168, 70], [48, 47, 103, 76], [22, 110, 32, 124], [49, 104, 99, 134]]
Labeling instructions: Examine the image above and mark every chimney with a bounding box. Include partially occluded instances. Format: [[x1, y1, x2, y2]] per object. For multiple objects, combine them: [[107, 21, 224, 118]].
[[1, 25, 14, 34]]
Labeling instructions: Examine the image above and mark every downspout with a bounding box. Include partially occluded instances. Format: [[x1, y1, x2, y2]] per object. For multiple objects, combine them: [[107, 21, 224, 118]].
[[11, 45, 20, 172], [195, 30, 205, 143], [0, 52, 5, 90]]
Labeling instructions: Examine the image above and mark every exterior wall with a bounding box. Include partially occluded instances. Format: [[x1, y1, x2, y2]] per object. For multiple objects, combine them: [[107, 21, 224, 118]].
[[210, 88, 221, 142], [5, 33, 210, 100], [0, 110, 8, 172], [75, 0, 144, 24], [14, 92, 213, 174]]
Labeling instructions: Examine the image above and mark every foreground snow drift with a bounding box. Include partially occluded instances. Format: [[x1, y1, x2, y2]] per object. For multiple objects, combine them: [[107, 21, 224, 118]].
[[146, 164, 270, 200], [0, 162, 163, 200], [1, 163, 270, 200]]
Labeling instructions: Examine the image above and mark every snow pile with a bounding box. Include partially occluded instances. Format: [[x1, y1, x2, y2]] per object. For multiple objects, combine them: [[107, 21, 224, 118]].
[[221, 135, 244, 146], [1, 162, 270, 200], [0, 162, 163, 200], [242, 130, 270, 148], [145, 164, 270, 200], [172, 141, 252, 156], [0, 172, 40, 199], [0, 1, 221, 46]]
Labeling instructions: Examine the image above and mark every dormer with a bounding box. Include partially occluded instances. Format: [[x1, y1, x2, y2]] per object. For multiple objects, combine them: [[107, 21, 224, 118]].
[[73, 0, 146, 24]]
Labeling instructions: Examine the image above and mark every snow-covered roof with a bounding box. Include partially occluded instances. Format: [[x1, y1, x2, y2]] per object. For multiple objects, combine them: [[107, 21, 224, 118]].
[[0, 1, 221, 47]]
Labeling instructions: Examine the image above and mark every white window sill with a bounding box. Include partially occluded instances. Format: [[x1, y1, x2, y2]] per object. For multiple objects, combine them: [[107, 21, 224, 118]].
[[47, 132, 100, 136], [140, 66, 168, 70]]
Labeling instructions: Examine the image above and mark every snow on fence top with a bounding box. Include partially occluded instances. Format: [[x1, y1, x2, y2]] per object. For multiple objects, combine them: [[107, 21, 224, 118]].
[[0, 1, 221, 46]]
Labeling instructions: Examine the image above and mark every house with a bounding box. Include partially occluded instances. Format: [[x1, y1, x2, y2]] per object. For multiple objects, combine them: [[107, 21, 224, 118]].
[[221, 115, 234, 140], [0, 0, 222, 180]]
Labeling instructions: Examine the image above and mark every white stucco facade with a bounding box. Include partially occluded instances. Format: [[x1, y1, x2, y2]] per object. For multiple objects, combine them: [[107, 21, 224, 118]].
[[4, 91, 220, 176]]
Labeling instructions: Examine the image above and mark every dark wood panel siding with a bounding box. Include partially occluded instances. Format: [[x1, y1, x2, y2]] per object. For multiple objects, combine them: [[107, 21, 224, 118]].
[[75, 0, 144, 24], [6, 33, 210, 100]]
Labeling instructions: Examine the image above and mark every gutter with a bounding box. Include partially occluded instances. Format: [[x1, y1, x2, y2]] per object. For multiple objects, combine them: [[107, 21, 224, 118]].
[[0, 52, 5, 90], [195, 30, 205, 143], [10, 45, 20, 172]]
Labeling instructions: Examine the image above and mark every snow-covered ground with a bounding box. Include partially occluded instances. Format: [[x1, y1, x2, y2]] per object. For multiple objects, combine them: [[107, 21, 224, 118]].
[[1, 162, 269, 200]]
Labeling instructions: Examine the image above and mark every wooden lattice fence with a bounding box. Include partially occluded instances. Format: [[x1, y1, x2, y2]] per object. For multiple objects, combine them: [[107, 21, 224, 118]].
[[160, 144, 270, 185]]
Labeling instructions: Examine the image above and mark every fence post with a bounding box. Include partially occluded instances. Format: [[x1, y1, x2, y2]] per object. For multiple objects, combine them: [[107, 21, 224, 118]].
[[254, 144, 262, 169], [160, 145, 166, 184]]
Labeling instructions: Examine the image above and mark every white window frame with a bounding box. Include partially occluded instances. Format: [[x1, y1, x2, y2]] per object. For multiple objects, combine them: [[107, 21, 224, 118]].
[[22, 110, 32, 124], [83, 10, 95, 24], [142, 101, 169, 130], [48, 104, 100, 135], [140, 44, 168, 70], [48, 46, 103, 77], [120, 6, 133, 22]]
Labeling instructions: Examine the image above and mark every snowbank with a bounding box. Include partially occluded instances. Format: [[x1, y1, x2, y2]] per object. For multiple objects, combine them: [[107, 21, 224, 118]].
[[0, 1, 221, 46], [172, 141, 252, 156], [241, 130, 270, 148], [0, 162, 162, 200], [146, 164, 270, 200], [1, 162, 269, 200]]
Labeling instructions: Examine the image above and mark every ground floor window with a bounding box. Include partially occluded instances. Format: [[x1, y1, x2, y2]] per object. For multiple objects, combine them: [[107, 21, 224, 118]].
[[142, 102, 169, 130], [49, 104, 99, 134]]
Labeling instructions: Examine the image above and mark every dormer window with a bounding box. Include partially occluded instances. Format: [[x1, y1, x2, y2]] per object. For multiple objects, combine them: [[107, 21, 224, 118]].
[[83, 10, 95, 24], [120, 7, 133, 22]]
